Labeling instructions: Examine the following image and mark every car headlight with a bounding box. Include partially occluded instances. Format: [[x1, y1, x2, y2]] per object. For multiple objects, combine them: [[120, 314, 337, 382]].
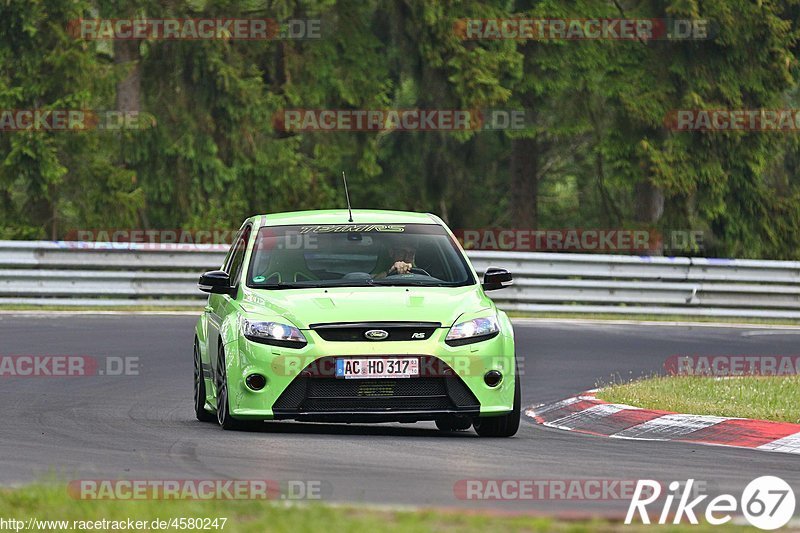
[[241, 319, 307, 348], [445, 316, 500, 346]]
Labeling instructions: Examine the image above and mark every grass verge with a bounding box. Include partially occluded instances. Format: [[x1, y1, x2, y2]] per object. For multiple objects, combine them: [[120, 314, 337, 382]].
[[597, 376, 800, 424], [0, 484, 756, 532]]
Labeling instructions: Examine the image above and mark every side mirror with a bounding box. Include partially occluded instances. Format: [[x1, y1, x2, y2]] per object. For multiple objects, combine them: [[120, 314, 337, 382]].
[[482, 267, 513, 291], [199, 270, 235, 295]]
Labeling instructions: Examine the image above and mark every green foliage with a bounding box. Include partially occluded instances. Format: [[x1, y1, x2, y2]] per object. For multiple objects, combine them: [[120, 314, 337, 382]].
[[1, 0, 799, 258]]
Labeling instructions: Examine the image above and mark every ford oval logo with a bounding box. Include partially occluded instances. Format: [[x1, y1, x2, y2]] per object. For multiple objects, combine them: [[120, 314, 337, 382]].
[[364, 329, 389, 340]]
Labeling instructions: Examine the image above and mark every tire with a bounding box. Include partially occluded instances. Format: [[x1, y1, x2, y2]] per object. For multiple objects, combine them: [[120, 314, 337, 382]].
[[194, 340, 216, 423], [215, 345, 250, 431], [473, 374, 520, 438], [435, 416, 473, 432]]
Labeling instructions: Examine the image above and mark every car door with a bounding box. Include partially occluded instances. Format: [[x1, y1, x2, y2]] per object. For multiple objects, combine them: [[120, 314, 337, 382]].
[[206, 224, 252, 380]]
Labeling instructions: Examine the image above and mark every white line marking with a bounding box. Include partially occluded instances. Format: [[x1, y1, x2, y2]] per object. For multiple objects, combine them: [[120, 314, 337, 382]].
[[547, 404, 624, 430], [610, 414, 728, 441], [757, 431, 800, 455], [740, 330, 800, 337], [511, 318, 800, 330], [529, 396, 581, 416], [0, 310, 198, 316]]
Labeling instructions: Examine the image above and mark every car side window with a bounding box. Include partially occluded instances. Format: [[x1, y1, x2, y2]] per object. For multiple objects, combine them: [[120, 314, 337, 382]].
[[225, 225, 252, 286], [221, 229, 243, 272]]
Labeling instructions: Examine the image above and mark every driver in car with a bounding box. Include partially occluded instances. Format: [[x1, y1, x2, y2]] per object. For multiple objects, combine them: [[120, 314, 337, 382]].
[[373, 239, 418, 278]]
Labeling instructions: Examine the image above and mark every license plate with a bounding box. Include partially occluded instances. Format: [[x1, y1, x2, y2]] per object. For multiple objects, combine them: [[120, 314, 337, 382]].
[[335, 357, 419, 379]]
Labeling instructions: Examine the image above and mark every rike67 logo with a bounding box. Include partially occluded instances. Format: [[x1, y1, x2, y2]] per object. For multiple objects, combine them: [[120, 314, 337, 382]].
[[626, 477, 796, 530]]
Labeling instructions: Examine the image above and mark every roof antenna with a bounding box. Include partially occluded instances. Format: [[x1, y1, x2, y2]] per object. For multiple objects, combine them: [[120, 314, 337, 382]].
[[342, 171, 353, 222]]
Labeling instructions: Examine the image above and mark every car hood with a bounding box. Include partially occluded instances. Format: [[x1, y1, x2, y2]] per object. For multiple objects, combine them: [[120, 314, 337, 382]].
[[240, 285, 491, 329]]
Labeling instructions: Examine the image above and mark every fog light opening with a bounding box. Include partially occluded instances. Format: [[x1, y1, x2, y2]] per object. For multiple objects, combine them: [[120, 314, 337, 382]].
[[245, 373, 267, 391], [484, 370, 502, 387]]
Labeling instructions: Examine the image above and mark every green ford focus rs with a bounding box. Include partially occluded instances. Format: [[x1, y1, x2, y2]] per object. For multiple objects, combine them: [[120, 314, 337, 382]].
[[194, 210, 519, 437]]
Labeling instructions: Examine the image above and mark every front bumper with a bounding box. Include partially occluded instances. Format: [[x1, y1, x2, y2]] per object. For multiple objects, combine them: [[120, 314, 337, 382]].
[[221, 325, 516, 422]]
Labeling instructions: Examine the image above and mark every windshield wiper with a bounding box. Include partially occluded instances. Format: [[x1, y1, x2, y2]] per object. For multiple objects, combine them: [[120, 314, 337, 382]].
[[369, 279, 448, 287], [254, 283, 307, 289], [253, 279, 449, 289], [254, 280, 376, 289]]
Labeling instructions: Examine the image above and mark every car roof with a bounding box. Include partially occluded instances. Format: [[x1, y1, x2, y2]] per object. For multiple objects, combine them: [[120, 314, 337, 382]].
[[250, 209, 442, 228]]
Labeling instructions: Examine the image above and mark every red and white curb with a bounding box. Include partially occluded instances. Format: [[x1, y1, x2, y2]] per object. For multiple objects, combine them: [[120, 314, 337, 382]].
[[525, 390, 800, 455]]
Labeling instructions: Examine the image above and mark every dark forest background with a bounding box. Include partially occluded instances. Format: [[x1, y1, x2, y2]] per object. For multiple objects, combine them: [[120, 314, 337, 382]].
[[3, 0, 800, 258]]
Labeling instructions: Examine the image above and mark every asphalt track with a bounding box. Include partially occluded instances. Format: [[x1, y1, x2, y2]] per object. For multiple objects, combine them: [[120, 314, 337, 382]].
[[1, 314, 798, 515]]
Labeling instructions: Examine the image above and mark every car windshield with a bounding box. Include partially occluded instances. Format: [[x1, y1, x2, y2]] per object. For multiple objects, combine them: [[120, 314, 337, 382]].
[[246, 223, 474, 289]]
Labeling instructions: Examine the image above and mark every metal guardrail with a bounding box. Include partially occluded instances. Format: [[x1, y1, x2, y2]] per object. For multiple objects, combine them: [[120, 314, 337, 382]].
[[1, 240, 799, 318]]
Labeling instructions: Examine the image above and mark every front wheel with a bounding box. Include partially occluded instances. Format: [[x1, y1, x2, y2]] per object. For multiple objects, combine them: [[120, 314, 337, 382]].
[[194, 341, 216, 423], [216, 345, 250, 431], [473, 375, 520, 438]]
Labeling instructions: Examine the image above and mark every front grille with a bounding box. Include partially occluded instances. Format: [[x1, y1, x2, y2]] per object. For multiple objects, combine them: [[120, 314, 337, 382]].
[[310, 322, 440, 342], [307, 377, 447, 398], [303, 395, 454, 411], [273, 356, 479, 414]]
